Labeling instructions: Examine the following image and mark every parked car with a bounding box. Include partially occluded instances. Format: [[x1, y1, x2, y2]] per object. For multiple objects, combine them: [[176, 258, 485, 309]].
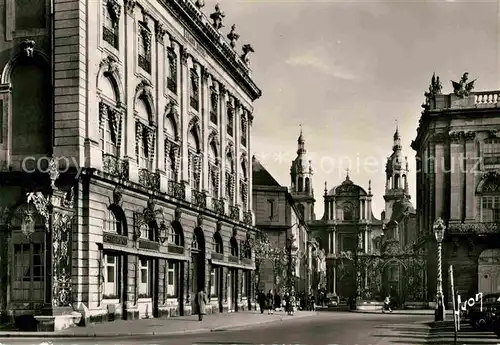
[[469, 293, 500, 330]]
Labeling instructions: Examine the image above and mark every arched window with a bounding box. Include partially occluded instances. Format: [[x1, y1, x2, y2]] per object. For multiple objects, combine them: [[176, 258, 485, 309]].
[[394, 175, 400, 189], [170, 222, 184, 246], [230, 237, 238, 257], [11, 57, 51, 156], [188, 127, 201, 191], [242, 240, 251, 259], [104, 209, 121, 234], [135, 97, 154, 171], [480, 173, 500, 222], [99, 76, 119, 157], [213, 232, 223, 254], [343, 203, 353, 221], [298, 177, 303, 192], [164, 114, 177, 140], [305, 178, 310, 192]]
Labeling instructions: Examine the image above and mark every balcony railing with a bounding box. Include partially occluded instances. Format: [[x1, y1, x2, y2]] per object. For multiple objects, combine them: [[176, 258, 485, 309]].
[[167, 77, 177, 94], [212, 198, 225, 216], [229, 205, 240, 221], [102, 154, 129, 180], [211, 252, 223, 261], [210, 110, 218, 124], [243, 211, 252, 226], [192, 189, 207, 208], [190, 96, 199, 110], [138, 169, 160, 191], [448, 222, 500, 235], [168, 180, 186, 200], [138, 54, 151, 73], [102, 26, 118, 49]]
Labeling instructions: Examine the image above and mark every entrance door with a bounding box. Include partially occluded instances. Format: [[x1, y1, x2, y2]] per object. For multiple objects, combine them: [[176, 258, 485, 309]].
[[478, 249, 500, 294]]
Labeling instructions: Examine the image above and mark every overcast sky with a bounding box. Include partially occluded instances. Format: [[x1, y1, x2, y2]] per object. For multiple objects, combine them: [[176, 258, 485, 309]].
[[206, 0, 500, 219]]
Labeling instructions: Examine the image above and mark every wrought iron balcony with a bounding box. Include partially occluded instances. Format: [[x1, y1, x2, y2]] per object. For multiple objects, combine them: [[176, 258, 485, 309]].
[[192, 189, 207, 208], [190, 96, 199, 110], [167, 77, 177, 94], [138, 54, 151, 73], [210, 111, 218, 124], [229, 205, 240, 221], [168, 180, 186, 200], [212, 198, 225, 216], [102, 154, 129, 180], [243, 211, 252, 226], [102, 27, 118, 49], [138, 169, 160, 191], [448, 222, 500, 235]]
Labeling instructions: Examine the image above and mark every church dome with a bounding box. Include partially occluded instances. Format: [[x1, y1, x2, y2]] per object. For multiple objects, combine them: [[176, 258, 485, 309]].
[[327, 174, 368, 196]]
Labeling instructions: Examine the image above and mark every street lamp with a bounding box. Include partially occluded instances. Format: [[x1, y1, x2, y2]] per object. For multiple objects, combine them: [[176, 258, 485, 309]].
[[158, 220, 170, 243], [433, 217, 446, 322]]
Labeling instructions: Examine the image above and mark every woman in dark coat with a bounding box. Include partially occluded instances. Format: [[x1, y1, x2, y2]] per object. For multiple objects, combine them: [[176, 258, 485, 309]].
[[266, 289, 274, 315], [257, 290, 266, 314]]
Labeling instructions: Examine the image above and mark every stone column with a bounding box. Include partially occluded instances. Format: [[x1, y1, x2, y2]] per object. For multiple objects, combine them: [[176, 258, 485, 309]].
[[32, 186, 75, 331], [184, 260, 191, 307], [434, 138, 445, 218], [325, 200, 330, 220], [449, 134, 463, 221], [332, 199, 336, 220], [125, 5, 138, 182], [201, 69, 210, 192], [180, 47, 190, 186], [465, 133, 476, 220], [332, 229, 336, 255], [328, 232, 332, 253], [219, 87, 227, 205]]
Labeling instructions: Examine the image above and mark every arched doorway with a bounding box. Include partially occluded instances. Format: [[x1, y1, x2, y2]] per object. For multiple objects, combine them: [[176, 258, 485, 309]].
[[381, 258, 407, 305], [191, 228, 205, 298], [478, 249, 500, 294]]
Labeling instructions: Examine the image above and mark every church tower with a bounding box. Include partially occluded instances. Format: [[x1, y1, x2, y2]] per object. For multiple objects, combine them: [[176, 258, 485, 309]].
[[290, 127, 316, 222], [383, 125, 410, 222]]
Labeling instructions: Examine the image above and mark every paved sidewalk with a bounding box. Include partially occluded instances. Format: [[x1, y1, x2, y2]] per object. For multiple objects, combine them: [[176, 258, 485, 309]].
[[427, 321, 500, 344], [0, 310, 316, 338], [350, 309, 455, 316]]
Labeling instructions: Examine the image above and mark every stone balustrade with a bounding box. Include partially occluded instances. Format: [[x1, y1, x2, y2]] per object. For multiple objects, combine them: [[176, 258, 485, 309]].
[[475, 91, 500, 105]]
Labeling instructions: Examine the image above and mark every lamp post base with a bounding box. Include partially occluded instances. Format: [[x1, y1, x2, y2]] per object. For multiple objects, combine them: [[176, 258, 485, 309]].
[[435, 294, 445, 322]]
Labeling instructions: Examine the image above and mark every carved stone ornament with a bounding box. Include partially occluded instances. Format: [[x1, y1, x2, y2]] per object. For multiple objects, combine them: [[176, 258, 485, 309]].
[[155, 23, 167, 43], [63, 187, 75, 209], [99, 55, 119, 75], [180, 47, 189, 65], [423, 72, 442, 106], [219, 84, 227, 96], [197, 214, 204, 227], [202, 67, 210, 82], [432, 132, 448, 143], [195, 0, 205, 8], [124, 0, 136, 14], [464, 131, 476, 141], [112, 185, 123, 205], [448, 131, 464, 143], [232, 227, 238, 238], [106, 0, 121, 24], [452, 72, 476, 99], [135, 79, 152, 97], [209, 3, 225, 31], [227, 24, 240, 49], [146, 195, 155, 211], [21, 39, 35, 58], [174, 207, 182, 222], [241, 44, 254, 67]]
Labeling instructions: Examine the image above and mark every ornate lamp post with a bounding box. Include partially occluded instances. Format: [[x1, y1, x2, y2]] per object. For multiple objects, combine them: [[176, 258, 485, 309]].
[[157, 220, 170, 244], [433, 217, 446, 321]]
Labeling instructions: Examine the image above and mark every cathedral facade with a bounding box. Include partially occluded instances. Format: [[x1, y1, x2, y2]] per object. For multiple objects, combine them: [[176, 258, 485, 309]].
[[293, 128, 421, 305]]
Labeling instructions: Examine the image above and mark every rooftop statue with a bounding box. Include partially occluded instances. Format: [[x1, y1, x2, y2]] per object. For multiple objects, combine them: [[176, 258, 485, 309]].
[[422, 73, 442, 110], [210, 3, 225, 31], [227, 24, 240, 48], [451, 72, 476, 98], [241, 44, 254, 67], [194, 0, 205, 9]]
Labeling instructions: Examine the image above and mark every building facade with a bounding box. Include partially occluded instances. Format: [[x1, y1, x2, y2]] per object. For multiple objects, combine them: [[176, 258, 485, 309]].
[[412, 73, 500, 306], [0, 0, 261, 330], [252, 157, 314, 296]]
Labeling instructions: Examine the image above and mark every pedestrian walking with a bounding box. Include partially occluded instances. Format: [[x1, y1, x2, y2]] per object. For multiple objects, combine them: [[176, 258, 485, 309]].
[[309, 293, 316, 312], [266, 289, 274, 315], [257, 290, 266, 314], [274, 291, 281, 312], [383, 295, 392, 313], [195, 288, 208, 321]]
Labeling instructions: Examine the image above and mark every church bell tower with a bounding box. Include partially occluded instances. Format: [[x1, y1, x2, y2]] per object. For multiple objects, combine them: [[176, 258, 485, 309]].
[[383, 124, 410, 221], [290, 127, 316, 222]]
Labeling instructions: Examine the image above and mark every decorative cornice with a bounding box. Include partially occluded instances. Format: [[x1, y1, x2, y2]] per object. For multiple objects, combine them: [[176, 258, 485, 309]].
[[160, 0, 261, 101]]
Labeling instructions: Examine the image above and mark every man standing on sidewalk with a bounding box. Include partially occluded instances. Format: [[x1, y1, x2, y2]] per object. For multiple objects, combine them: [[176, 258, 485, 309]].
[[195, 289, 208, 321]]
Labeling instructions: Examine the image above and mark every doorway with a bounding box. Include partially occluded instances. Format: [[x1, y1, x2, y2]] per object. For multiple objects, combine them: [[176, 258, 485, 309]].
[[478, 249, 500, 294], [191, 228, 205, 298]]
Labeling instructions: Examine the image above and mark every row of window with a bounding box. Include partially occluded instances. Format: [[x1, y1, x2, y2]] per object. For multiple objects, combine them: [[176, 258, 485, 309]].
[[209, 268, 251, 298]]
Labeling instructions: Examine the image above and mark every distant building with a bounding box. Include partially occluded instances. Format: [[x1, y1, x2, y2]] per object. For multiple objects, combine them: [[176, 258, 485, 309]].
[[252, 157, 314, 296], [412, 74, 500, 305], [0, 0, 261, 330]]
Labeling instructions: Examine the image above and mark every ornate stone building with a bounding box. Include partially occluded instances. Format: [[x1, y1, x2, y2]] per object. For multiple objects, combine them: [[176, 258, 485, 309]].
[[412, 73, 500, 306], [252, 157, 315, 296], [0, 0, 261, 330]]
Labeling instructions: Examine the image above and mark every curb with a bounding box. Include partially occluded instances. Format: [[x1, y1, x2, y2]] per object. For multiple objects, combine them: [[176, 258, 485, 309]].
[[0, 313, 316, 338], [349, 310, 435, 315]]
